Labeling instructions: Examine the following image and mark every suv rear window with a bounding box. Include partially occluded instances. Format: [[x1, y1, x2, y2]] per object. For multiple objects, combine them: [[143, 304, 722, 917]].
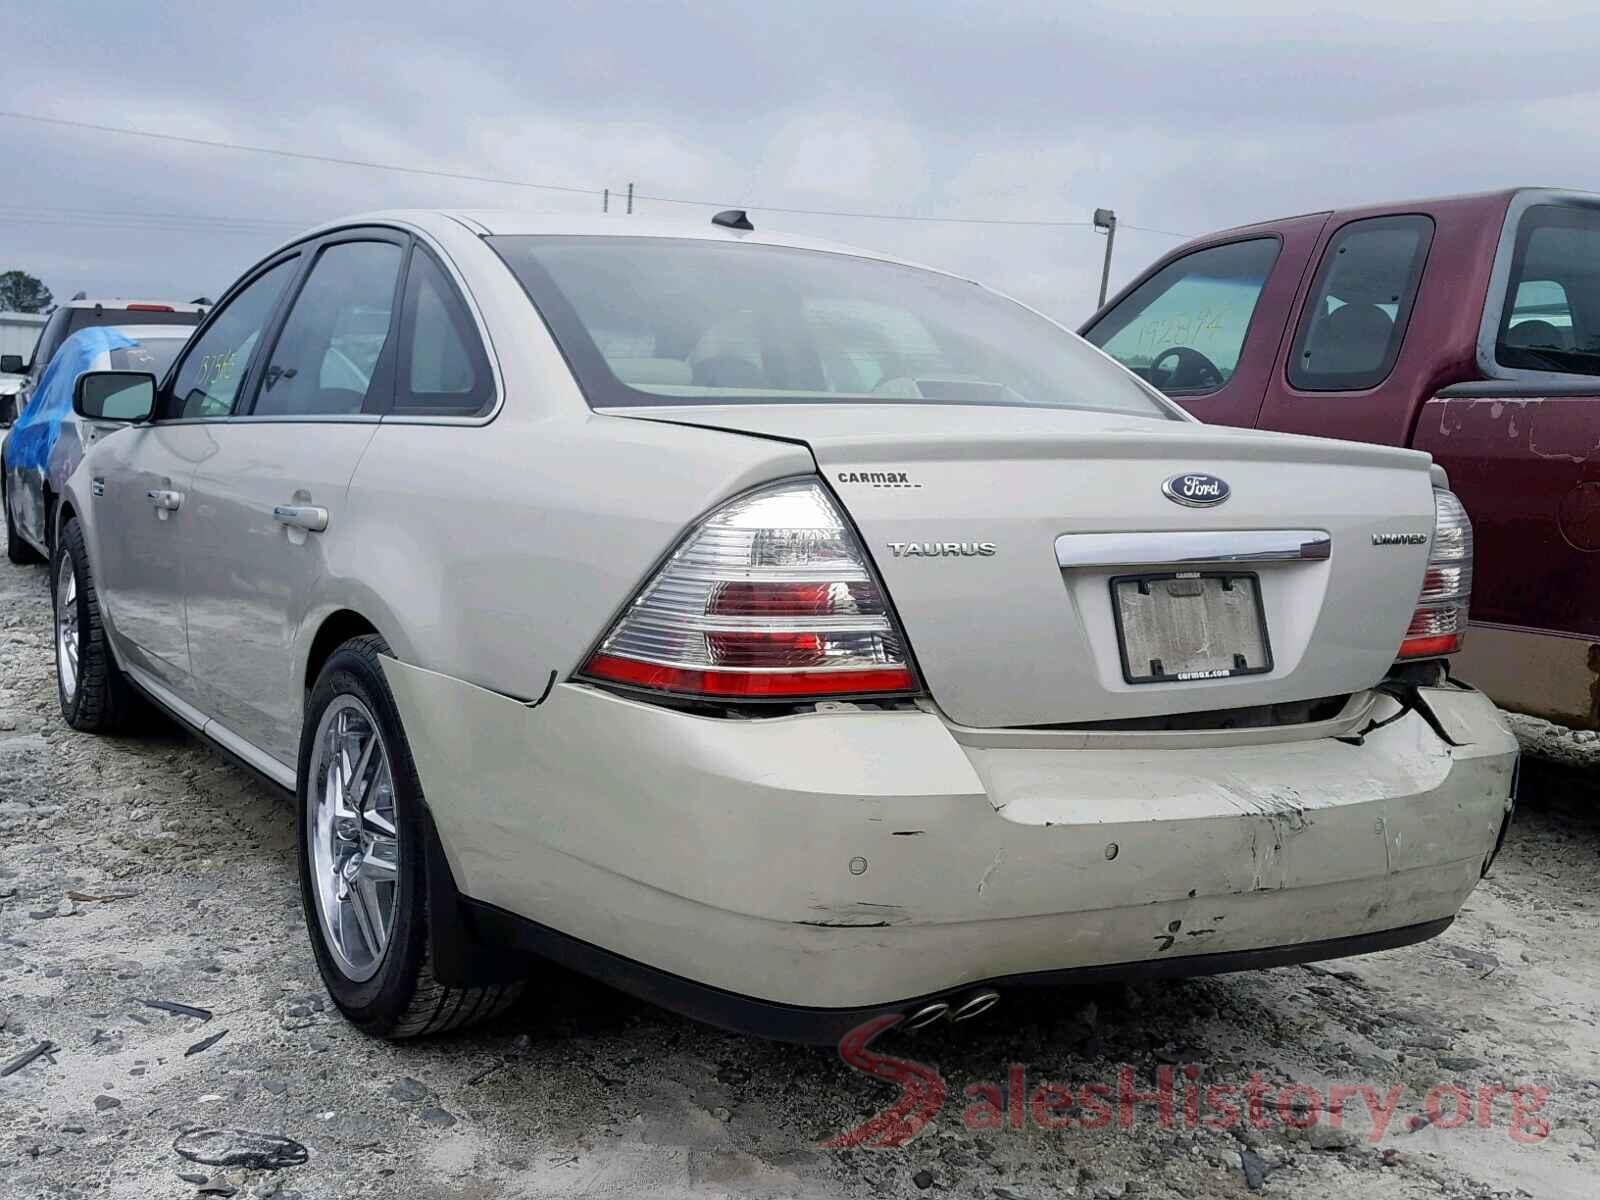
[[488, 236, 1177, 418], [109, 338, 187, 378], [65, 306, 201, 339], [1496, 205, 1600, 375], [31, 306, 201, 378]]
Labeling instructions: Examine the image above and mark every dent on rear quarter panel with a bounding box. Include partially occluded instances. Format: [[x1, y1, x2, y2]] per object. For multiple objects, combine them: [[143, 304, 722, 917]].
[[341, 413, 813, 708]]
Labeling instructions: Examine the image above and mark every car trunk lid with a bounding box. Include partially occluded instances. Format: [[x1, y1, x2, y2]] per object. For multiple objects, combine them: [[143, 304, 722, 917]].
[[605, 403, 1437, 727]]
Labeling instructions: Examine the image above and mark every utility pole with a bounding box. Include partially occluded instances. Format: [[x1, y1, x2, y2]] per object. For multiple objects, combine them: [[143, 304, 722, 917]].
[[626, 182, 634, 215], [1093, 208, 1117, 308], [603, 188, 609, 213]]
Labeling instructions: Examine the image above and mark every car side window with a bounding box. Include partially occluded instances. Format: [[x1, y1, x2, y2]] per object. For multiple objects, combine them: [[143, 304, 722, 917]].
[[1288, 215, 1433, 392], [395, 249, 494, 414], [252, 240, 403, 418], [169, 257, 299, 419], [1084, 238, 1279, 395], [1495, 205, 1600, 375], [30, 308, 70, 377]]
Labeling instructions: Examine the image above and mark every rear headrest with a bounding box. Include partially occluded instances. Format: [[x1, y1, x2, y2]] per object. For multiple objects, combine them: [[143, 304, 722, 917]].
[[1308, 303, 1394, 373], [1504, 319, 1569, 350]]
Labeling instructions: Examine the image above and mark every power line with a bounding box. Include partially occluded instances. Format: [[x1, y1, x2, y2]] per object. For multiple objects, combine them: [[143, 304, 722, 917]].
[[0, 215, 296, 237], [0, 206, 309, 240], [0, 109, 1192, 239], [0, 203, 303, 230], [0, 110, 602, 201], [0, 205, 306, 237]]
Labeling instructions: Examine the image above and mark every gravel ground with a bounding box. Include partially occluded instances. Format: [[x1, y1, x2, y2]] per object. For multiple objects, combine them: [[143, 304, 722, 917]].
[[2, 554, 1598, 1200]]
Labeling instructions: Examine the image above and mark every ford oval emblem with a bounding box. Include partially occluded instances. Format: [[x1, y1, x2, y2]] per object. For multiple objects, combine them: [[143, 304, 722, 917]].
[[1162, 473, 1230, 508]]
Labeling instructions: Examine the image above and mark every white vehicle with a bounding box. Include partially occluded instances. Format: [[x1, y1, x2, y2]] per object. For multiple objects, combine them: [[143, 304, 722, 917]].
[[4, 326, 190, 564], [52, 211, 1517, 1042], [0, 298, 203, 425]]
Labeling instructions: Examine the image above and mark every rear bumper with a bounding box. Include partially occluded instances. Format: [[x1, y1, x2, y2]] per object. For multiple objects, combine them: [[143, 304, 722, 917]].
[[464, 901, 1454, 1045], [382, 661, 1519, 1029]]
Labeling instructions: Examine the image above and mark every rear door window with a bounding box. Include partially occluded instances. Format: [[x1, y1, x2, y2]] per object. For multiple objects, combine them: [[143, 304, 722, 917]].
[[1495, 205, 1600, 374], [1288, 215, 1433, 391], [251, 240, 403, 418], [1084, 238, 1279, 395]]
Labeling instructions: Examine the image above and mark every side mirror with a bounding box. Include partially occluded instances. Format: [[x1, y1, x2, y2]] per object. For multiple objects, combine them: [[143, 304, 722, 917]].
[[74, 371, 157, 423], [0, 354, 24, 375]]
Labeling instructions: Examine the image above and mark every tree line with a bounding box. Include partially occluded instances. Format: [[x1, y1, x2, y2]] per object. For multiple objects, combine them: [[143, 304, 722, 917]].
[[0, 270, 54, 314]]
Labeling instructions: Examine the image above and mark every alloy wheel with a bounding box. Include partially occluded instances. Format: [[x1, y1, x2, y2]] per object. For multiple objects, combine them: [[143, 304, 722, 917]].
[[55, 554, 79, 703], [306, 696, 401, 982]]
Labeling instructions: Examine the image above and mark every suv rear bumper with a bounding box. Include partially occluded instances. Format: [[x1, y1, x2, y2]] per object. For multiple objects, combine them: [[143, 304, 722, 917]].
[[383, 661, 1518, 1033]]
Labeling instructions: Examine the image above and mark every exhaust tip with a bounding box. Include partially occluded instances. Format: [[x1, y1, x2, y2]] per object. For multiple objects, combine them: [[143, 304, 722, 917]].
[[949, 990, 1001, 1023], [902, 1002, 950, 1030]]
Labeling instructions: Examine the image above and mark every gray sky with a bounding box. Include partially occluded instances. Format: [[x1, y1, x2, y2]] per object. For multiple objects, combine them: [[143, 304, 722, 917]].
[[1, 0, 1591, 324]]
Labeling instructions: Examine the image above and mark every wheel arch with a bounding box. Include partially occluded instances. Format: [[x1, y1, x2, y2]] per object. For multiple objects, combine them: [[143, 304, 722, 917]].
[[296, 606, 519, 990], [40, 479, 58, 552], [54, 494, 79, 547], [302, 608, 384, 695]]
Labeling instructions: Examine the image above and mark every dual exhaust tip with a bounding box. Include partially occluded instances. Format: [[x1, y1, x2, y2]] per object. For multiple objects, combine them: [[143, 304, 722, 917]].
[[902, 989, 1001, 1031]]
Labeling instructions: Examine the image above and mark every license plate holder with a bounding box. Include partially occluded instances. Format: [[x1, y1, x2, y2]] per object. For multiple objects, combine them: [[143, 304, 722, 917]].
[[1110, 571, 1273, 684]]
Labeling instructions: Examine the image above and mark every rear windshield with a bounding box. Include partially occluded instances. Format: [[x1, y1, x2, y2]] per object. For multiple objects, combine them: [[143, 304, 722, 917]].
[[65, 307, 201, 338], [1496, 204, 1600, 376], [110, 338, 186, 379], [488, 236, 1177, 418]]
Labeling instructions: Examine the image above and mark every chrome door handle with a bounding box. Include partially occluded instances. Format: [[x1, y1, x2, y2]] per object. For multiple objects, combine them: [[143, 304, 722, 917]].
[[146, 488, 183, 511], [272, 505, 328, 533]]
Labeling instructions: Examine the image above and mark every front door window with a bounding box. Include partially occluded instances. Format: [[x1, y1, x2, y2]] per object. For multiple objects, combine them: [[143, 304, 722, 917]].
[[169, 257, 299, 418], [1084, 239, 1280, 395]]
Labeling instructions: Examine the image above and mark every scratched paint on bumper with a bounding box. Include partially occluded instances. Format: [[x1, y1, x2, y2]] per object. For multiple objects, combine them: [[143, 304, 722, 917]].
[[381, 656, 1517, 1009]]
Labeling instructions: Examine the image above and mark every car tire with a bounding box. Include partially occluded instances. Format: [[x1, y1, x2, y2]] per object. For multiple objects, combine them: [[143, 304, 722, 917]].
[[297, 634, 523, 1038], [53, 516, 139, 731], [4, 476, 43, 564]]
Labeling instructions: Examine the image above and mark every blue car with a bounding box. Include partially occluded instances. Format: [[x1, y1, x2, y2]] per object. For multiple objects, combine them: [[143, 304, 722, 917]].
[[4, 325, 190, 563]]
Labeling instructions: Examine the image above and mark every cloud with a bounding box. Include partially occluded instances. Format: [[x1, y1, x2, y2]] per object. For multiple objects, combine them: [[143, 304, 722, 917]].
[[2, 0, 1597, 325]]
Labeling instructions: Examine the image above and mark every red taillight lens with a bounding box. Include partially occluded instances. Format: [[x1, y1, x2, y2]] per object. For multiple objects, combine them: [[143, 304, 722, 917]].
[[581, 479, 917, 700], [124, 303, 175, 312], [1397, 489, 1472, 659]]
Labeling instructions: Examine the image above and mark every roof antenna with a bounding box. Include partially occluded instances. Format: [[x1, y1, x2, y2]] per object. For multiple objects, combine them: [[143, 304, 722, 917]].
[[712, 209, 754, 231]]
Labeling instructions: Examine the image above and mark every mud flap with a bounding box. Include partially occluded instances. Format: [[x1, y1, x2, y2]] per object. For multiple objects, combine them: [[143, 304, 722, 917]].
[[420, 797, 532, 987]]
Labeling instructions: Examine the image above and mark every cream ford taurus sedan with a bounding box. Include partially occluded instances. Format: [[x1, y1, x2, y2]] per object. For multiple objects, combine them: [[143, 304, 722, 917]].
[[52, 210, 1518, 1042]]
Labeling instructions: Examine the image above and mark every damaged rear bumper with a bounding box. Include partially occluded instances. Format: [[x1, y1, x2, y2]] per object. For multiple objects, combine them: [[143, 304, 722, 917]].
[[381, 660, 1519, 1038]]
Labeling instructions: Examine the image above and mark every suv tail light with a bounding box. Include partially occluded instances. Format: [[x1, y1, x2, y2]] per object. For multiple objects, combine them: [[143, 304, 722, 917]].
[[1397, 488, 1473, 659], [581, 478, 918, 700]]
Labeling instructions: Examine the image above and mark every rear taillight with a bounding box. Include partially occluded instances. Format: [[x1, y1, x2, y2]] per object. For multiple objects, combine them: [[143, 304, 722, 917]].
[[1397, 488, 1473, 659], [125, 303, 175, 312], [581, 478, 918, 700]]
